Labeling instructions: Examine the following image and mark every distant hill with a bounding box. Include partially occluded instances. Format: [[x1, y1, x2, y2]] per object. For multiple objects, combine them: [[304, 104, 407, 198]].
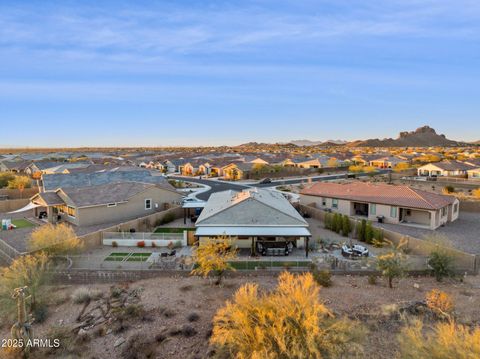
[[283, 139, 347, 147], [348, 126, 463, 147]]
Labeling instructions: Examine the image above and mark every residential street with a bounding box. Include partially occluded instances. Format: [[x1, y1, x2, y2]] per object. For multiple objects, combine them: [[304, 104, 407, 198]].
[[170, 170, 390, 200]]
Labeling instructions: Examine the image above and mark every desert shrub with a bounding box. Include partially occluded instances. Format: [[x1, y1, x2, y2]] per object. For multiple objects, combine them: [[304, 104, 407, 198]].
[[151, 241, 157, 248], [443, 185, 455, 194], [72, 287, 92, 304], [122, 333, 157, 359], [211, 272, 364, 358], [398, 320, 480, 358], [137, 241, 145, 248], [372, 228, 385, 247], [367, 275, 377, 285], [187, 312, 200, 322], [377, 251, 406, 288], [28, 223, 82, 255], [472, 188, 480, 198], [425, 289, 454, 317], [160, 306, 176, 318], [33, 302, 48, 323], [191, 235, 238, 285], [313, 269, 332, 287], [174, 240, 183, 248], [428, 250, 454, 282], [72, 287, 103, 304], [111, 240, 118, 247], [179, 284, 193, 292]]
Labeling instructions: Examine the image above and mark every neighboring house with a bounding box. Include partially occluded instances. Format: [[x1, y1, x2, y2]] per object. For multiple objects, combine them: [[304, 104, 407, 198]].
[[417, 160, 474, 177], [293, 157, 322, 169], [222, 162, 254, 180], [195, 188, 311, 256], [30, 181, 181, 227], [41, 169, 171, 191], [26, 161, 93, 176], [300, 182, 459, 230], [0, 160, 30, 173], [467, 167, 480, 180], [369, 156, 404, 169]]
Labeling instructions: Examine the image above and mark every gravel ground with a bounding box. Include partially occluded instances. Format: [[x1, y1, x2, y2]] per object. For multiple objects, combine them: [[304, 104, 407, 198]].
[[375, 212, 480, 254], [2, 274, 479, 359]]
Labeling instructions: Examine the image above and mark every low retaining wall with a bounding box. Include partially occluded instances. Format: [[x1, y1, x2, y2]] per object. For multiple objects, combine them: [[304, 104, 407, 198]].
[[102, 232, 187, 247], [77, 206, 184, 249], [298, 204, 478, 274]]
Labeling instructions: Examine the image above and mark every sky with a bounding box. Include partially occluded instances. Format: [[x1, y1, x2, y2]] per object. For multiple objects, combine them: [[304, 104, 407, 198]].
[[0, 0, 479, 147]]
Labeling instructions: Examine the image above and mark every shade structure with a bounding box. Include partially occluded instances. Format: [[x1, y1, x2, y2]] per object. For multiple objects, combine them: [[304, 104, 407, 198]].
[[8, 202, 41, 214], [195, 226, 311, 237]]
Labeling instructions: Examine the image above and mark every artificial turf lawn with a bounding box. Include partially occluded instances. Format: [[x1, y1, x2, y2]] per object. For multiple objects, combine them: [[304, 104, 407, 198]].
[[11, 219, 34, 229], [228, 261, 311, 270], [105, 252, 152, 262]]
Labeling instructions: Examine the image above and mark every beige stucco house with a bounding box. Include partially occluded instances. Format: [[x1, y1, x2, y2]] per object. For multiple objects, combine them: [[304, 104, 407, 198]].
[[195, 188, 312, 256], [417, 160, 474, 177], [31, 181, 182, 227], [300, 182, 459, 230]]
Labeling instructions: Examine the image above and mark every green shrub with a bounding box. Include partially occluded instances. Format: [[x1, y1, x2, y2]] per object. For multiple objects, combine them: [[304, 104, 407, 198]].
[[158, 212, 175, 226], [443, 185, 455, 193], [358, 219, 367, 242], [33, 303, 48, 323], [313, 269, 332, 287], [365, 221, 374, 244], [428, 250, 454, 282], [342, 215, 351, 237], [367, 275, 377, 285]]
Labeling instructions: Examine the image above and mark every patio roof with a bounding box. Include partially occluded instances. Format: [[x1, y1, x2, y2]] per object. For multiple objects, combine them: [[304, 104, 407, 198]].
[[195, 226, 311, 237]]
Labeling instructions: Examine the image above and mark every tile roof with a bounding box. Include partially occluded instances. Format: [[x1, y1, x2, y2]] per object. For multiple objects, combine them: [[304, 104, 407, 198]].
[[300, 182, 456, 210], [427, 160, 474, 171]]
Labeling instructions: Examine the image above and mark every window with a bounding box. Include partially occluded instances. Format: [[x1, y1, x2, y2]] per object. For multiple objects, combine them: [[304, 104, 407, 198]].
[[145, 199, 152, 210], [321, 197, 326, 206], [67, 206, 76, 218], [332, 199, 338, 209], [107, 203, 117, 208], [454, 203, 458, 213], [442, 207, 447, 216], [370, 204, 376, 215], [390, 206, 397, 218]]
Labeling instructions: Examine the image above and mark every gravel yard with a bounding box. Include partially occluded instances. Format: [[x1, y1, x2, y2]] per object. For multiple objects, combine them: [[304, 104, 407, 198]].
[[1, 274, 479, 359], [375, 212, 480, 254]]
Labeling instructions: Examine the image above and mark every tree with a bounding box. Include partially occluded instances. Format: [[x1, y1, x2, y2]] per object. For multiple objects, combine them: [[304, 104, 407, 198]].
[[348, 165, 364, 173], [428, 250, 454, 282], [28, 224, 83, 256], [394, 162, 411, 172], [341, 215, 351, 237], [327, 158, 338, 168], [211, 272, 364, 358], [190, 235, 238, 285], [7, 176, 31, 198], [0, 172, 15, 188], [364, 221, 374, 244], [357, 219, 367, 242], [398, 320, 480, 359], [324, 212, 332, 230], [377, 250, 406, 288], [0, 253, 50, 318], [472, 188, 480, 198]]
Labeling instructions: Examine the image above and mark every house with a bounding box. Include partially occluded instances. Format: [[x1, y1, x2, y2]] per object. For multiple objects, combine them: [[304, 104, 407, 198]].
[[293, 157, 322, 169], [0, 160, 30, 173], [195, 188, 311, 256], [25, 161, 92, 176], [467, 167, 480, 180], [41, 169, 171, 192], [417, 160, 474, 177], [222, 162, 254, 180], [368, 156, 404, 169], [30, 181, 181, 227], [300, 182, 459, 230]]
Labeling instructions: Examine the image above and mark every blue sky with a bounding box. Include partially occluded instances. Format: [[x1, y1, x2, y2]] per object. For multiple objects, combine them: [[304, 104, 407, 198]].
[[0, 0, 479, 147]]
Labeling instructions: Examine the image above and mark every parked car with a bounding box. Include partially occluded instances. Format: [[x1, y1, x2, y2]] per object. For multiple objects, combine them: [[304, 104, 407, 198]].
[[258, 178, 272, 184], [341, 244, 369, 258]]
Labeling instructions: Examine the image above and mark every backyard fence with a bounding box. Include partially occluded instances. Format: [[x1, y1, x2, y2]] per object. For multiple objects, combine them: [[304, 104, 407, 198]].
[[0, 238, 22, 264]]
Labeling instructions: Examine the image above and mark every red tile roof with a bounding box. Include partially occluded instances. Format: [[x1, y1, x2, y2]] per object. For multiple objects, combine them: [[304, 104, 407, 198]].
[[300, 182, 456, 210]]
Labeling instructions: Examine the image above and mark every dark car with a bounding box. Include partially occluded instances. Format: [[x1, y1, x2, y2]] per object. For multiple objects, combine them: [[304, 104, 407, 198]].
[[258, 178, 272, 184]]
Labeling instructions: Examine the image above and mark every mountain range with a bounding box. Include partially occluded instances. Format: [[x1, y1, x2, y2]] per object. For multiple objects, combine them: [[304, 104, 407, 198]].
[[240, 126, 471, 148]]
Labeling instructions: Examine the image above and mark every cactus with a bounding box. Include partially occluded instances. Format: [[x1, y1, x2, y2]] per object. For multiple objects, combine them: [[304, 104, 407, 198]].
[[11, 286, 34, 352]]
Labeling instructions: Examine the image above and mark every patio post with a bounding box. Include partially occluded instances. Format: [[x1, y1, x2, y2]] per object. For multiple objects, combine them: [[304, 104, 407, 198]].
[[183, 208, 186, 224], [305, 237, 309, 258]]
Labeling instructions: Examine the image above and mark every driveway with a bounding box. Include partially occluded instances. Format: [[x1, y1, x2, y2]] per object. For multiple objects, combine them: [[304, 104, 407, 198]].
[[374, 212, 480, 254]]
